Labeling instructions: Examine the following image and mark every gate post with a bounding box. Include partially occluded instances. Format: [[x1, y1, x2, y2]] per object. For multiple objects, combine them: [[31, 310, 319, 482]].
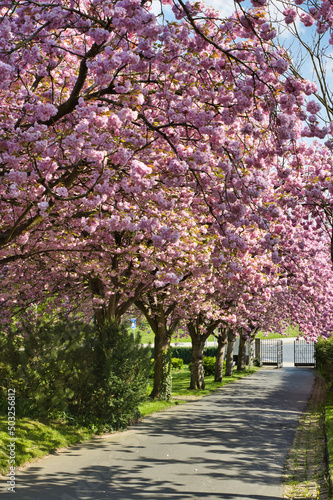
[[255, 338, 261, 366], [277, 340, 283, 368]]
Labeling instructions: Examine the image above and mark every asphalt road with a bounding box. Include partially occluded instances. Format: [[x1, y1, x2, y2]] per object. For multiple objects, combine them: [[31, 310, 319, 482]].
[[1, 367, 315, 500]]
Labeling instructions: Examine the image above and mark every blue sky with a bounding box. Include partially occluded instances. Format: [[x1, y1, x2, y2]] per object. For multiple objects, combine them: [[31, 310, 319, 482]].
[[150, 0, 333, 126]]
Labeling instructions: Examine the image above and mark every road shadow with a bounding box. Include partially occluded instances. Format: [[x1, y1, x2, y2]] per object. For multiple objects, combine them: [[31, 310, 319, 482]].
[[1, 368, 315, 500]]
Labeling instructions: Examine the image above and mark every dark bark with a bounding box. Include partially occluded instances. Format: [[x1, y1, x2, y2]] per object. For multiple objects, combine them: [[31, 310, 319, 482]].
[[237, 330, 247, 371], [88, 272, 149, 327], [214, 327, 228, 382], [88, 276, 110, 327], [151, 326, 172, 400], [188, 324, 208, 390], [188, 318, 220, 390], [135, 299, 178, 400], [247, 326, 260, 367], [225, 328, 236, 377], [44, 42, 105, 126]]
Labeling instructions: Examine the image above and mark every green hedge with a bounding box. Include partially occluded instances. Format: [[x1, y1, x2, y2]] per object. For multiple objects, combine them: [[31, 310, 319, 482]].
[[315, 337, 333, 489], [315, 337, 333, 389], [204, 347, 219, 358], [203, 356, 216, 376], [149, 346, 218, 364], [171, 347, 192, 363]]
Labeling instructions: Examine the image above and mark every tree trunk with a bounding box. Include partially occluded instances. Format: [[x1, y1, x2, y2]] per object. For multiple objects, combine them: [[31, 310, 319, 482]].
[[93, 306, 107, 327], [225, 328, 236, 377], [151, 327, 172, 400], [189, 334, 208, 390], [248, 336, 256, 368], [188, 318, 220, 390], [237, 330, 247, 371], [214, 327, 228, 382], [135, 299, 177, 400]]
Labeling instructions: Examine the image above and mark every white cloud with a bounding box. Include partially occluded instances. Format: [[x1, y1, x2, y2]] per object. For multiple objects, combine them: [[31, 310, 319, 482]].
[[204, 0, 237, 17], [151, 0, 236, 20], [150, 1, 174, 21]]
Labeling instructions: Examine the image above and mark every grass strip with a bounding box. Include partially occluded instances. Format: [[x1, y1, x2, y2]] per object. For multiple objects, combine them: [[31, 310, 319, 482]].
[[283, 375, 331, 499], [138, 399, 186, 417], [325, 391, 333, 490], [0, 417, 92, 476]]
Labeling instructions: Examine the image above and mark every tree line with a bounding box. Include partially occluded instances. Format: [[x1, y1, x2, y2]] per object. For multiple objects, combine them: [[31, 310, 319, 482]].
[[0, 0, 333, 401]]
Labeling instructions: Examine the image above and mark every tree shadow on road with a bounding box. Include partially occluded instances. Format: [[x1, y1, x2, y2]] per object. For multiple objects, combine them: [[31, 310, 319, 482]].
[[1, 368, 315, 500]]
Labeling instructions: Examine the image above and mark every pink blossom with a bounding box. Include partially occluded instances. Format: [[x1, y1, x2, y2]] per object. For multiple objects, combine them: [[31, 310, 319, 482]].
[[283, 8, 298, 25], [17, 233, 29, 245], [272, 58, 289, 74], [306, 100, 321, 114], [92, 297, 105, 306], [300, 13, 315, 27], [117, 108, 138, 122], [55, 187, 68, 197], [130, 160, 152, 179], [38, 201, 49, 212]]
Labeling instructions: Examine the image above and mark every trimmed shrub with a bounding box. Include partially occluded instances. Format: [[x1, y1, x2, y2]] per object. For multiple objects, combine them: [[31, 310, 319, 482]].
[[149, 358, 155, 377], [171, 357, 184, 370], [188, 356, 216, 376], [203, 356, 216, 376], [161, 346, 218, 365]]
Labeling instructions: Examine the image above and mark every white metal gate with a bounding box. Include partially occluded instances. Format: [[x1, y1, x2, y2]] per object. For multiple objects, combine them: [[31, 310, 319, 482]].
[[294, 340, 315, 367], [255, 339, 283, 368]]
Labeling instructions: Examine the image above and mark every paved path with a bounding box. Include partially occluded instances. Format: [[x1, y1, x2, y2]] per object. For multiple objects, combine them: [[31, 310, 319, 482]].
[[1, 367, 315, 500]]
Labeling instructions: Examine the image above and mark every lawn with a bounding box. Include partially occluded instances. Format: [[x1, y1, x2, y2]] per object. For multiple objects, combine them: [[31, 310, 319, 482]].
[[256, 325, 300, 339]]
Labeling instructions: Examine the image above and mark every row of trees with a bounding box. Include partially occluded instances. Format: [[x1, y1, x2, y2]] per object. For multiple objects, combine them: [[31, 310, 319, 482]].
[[1, 0, 333, 399]]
